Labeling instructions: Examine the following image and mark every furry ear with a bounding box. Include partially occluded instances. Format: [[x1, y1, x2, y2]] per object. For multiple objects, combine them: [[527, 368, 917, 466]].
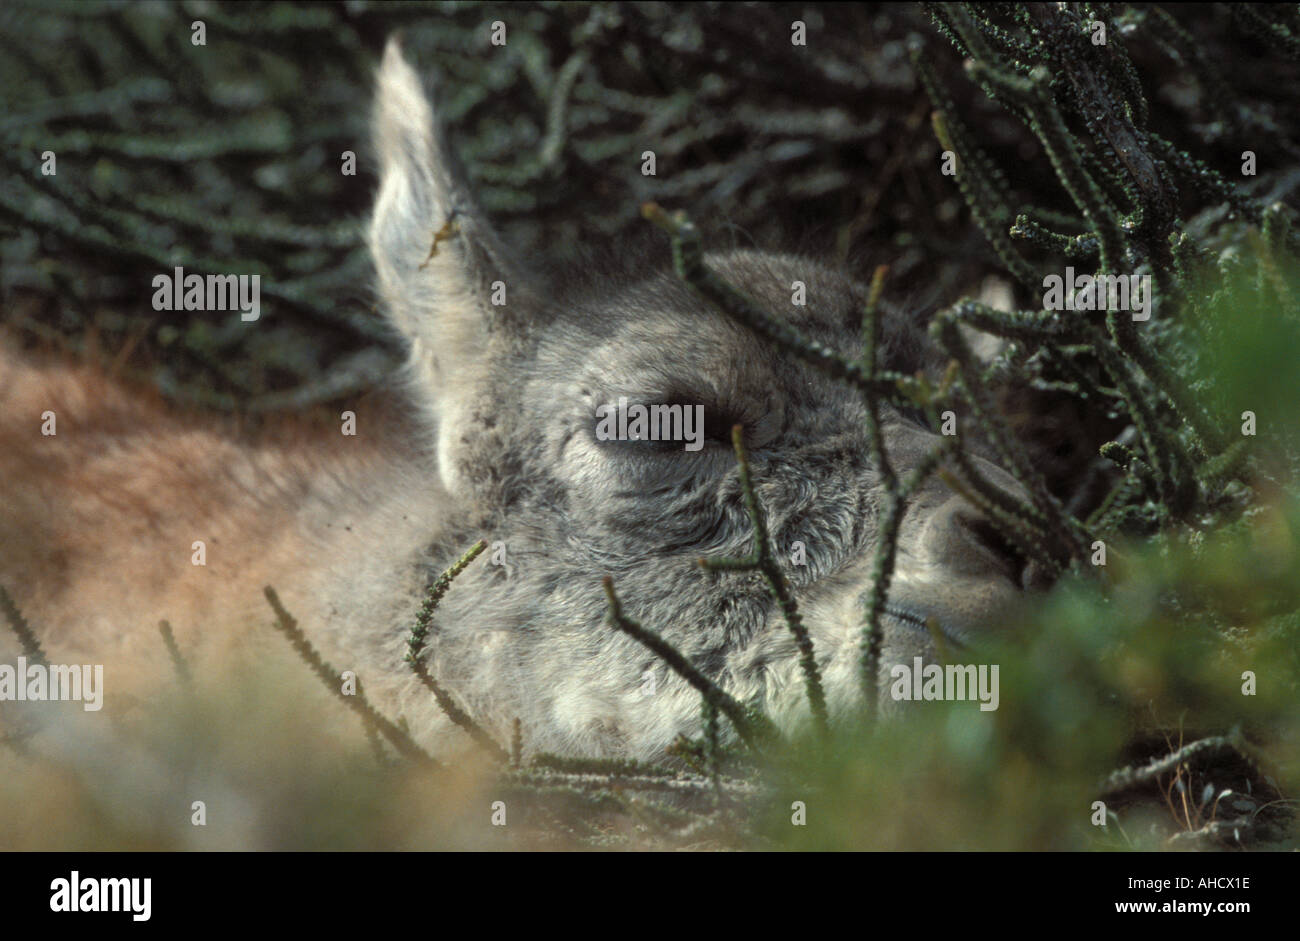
[[368, 38, 529, 495], [369, 37, 525, 373]]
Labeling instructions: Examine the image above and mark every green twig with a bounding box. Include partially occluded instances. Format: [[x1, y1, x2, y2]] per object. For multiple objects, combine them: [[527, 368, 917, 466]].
[[404, 540, 508, 762], [263, 586, 436, 766], [603, 577, 777, 753]]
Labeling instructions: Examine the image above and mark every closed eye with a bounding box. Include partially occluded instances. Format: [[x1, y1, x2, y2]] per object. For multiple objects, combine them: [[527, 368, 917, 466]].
[[704, 412, 746, 448], [592, 401, 744, 454]]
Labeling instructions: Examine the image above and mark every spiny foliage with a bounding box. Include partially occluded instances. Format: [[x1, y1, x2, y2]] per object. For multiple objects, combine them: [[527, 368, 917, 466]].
[[402, 539, 511, 762], [1, 0, 957, 410], [612, 1, 1300, 843], [263, 585, 436, 765]]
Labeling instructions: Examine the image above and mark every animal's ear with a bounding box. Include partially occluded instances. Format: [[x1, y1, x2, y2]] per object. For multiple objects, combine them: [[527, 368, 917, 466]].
[[369, 37, 526, 380], [369, 38, 534, 497]]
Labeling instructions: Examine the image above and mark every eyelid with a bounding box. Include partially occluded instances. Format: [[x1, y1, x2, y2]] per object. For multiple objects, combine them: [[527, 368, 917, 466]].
[[589, 400, 735, 454]]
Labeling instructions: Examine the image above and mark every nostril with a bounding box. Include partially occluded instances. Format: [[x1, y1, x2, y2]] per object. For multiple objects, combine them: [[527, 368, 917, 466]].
[[963, 516, 1031, 588]]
